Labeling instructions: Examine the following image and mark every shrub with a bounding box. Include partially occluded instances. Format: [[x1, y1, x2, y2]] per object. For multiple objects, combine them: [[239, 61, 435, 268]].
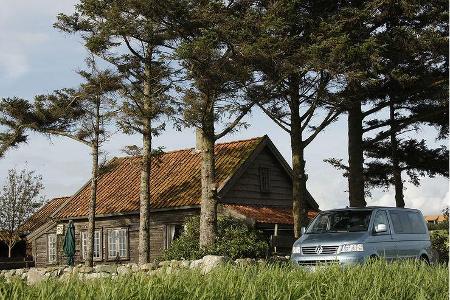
[[162, 216, 205, 260], [430, 230, 449, 263], [427, 220, 449, 231], [163, 216, 269, 260]]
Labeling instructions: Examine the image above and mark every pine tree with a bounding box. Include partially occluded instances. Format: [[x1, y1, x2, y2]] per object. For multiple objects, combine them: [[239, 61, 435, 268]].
[[365, 139, 448, 194], [241, 0, 342, 237], [175, 0, 256, 248], [55, 0, 181, 263], [323, 0, 448, 206], [0, 59, 119, 266]]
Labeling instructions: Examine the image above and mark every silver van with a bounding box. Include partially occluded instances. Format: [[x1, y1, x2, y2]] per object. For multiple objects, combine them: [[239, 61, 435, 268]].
[[291, 207, 432, 266]]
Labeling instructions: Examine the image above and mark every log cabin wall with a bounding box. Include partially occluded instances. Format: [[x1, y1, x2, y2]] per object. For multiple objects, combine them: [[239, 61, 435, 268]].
[[221, 148, 293, 207], [33, 208, 198, 267]]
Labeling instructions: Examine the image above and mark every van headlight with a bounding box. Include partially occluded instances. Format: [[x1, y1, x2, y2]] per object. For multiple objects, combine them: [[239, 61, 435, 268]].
[[292, 246, 301, 254], [340, 244, 364, 253]]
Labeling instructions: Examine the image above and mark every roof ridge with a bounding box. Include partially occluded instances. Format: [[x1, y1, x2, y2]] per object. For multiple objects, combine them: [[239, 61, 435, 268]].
[[114, 136, 266, 160], [50, 196, 70, 200], [214, 135, 265, 146]]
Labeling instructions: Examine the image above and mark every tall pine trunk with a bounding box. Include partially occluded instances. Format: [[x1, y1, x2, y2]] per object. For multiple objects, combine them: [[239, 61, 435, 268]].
[[389, 101, 405, 207], [86, 101, 100, 267], [347, 101, 366, 207], [291, 134, 308, 238], [138, 58, 152, 264], [199, 102, 217, 249], [289, 75, 308, 238]]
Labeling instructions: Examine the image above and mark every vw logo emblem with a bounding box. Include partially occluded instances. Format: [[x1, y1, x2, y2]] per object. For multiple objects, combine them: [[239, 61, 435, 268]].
[[315, 245, 323, 255]]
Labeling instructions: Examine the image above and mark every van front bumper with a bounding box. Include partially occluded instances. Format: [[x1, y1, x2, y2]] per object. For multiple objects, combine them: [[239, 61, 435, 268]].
[[291, 252, 366, 266]]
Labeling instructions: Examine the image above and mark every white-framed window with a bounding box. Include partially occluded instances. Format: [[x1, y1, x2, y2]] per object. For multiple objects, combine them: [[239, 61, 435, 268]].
[[107, 228, 128, 259], [81, 230, 102, 260], [164, 224, 183, 249], [48, 233, 57, 263]]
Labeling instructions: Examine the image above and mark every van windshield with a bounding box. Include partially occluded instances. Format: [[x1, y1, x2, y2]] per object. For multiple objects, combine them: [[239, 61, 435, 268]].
[[307, 210, 372, 233]]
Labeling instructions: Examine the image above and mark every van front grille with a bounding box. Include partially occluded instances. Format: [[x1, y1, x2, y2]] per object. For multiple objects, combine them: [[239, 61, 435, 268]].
[[297, 260, 339, 266], [301, 245, 339, 255]]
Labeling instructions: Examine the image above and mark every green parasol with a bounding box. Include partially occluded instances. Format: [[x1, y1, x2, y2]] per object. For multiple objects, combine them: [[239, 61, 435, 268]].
[[63, 220, 75, 266]]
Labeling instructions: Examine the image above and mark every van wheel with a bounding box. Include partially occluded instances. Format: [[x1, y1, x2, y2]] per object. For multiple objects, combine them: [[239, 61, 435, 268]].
[[419, 255, 430, 266], [366, 255, 379, 264]]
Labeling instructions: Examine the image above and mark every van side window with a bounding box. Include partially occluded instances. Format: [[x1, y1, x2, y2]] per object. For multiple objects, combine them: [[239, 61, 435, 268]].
[[373, 211, 389, 231], [406, 212, 427, 234], [389, 211, 426, 234], [389, 212, 405, 233]]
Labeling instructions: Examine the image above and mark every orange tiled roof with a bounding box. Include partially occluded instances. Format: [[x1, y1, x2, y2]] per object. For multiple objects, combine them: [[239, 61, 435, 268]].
[[425, 215, 447, 222], [55, 137, 264, 219], [21, 196, 69, 232], [225, 204, 318, 225]]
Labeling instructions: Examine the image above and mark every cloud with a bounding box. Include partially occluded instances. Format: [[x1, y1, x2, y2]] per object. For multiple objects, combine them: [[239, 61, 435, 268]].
[[0, 0, 72, 80], [0, 31, 49, 80], [0, 52, 29, 79], [371, 181, 449, 215]]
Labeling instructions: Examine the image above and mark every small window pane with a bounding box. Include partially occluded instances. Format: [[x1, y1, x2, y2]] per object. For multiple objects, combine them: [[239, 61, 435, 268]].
[[94, 231, 101, 259], [82, 231, 102, 260], [118, 229, 126, 258], [48, 234, 57, 263], [81, 232, 87, 259], [108, 230, 116, 258], [108, 228, 127, 259], [259, 167, 271, 193]]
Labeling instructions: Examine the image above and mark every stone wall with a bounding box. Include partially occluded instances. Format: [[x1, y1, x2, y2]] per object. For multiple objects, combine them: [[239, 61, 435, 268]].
[[0, 256, 289, 285]]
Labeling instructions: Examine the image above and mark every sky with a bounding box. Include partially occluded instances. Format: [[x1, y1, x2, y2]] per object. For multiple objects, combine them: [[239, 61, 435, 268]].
[[0, 0, 448, 215]]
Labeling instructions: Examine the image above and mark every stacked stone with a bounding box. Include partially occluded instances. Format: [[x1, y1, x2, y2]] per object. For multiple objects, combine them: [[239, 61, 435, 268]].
[[0, 255, 286, 285]]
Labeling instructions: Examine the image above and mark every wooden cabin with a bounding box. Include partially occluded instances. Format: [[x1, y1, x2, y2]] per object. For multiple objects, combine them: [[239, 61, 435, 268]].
[[25, 136, 319, 267]]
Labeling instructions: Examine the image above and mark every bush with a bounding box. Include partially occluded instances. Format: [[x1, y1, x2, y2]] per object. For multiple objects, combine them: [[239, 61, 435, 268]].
[[163, 216, 269, 260], [162, 216, 205, 260], [430, 230, 449, 263], [427, 220, 449, 231]]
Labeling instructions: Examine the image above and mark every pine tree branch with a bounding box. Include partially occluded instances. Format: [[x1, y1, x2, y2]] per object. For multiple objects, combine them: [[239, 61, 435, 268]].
[[122, 35, 145, 61], [363, 120, 391, 133], [0, 126, 25, 158], [256, 103, 291, 133], [367, 108, 447, 145], [304, 109, 341, 147], [214, 102, 255, 140], [362, 102, 390, 118], [42, 130, 91, 146], [300, 100, 318, 132]]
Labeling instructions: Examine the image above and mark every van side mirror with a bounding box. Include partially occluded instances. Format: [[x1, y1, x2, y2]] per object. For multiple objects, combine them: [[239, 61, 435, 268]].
[[301, 227, 306, 235], [374, 223, 387, 233]]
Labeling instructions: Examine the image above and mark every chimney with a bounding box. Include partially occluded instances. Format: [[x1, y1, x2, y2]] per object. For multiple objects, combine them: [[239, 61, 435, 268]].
[[195, 128, 203, 153]]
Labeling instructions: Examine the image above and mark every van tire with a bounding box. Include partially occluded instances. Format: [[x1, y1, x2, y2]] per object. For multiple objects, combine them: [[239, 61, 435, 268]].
[[419, 255, 430, 265], [366, 255, 379, 264]]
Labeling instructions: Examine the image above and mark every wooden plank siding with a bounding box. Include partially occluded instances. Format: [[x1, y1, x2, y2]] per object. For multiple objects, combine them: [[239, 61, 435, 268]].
[[221, 148, 293, 207], [33, 209, 198, 267]]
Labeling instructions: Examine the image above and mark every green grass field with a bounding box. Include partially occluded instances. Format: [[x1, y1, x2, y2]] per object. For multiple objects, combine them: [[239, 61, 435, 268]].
[[0, 261, 448, 300]]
